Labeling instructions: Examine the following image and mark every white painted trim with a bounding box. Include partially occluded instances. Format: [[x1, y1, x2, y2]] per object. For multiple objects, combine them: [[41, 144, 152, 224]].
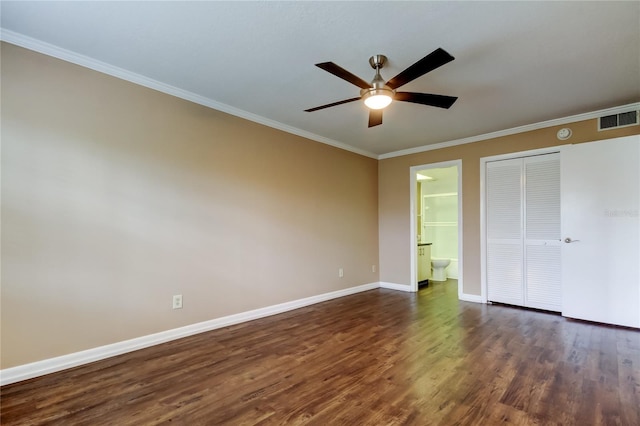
[[410, 160, 463, 297], [455, 162, 465, 302], [379, 282, 413, 292], [481, 146, 566, 164], [0, 282, 379, 386], [380, 102, 640, 160], [0, 29, 378, 160], [458, 293, 484, 304], [479, 156, 489, 303], [3, 30, 637, 162], [409, 168, 419, 292]]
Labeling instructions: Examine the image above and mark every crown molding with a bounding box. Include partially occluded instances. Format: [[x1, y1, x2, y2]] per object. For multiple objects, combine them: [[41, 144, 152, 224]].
[[0, 29, 378, 159], [378, 102, 640, 159], [2, 29, 636, 162]]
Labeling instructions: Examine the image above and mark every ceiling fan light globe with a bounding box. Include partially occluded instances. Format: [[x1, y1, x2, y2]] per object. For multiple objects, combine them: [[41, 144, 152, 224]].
[[362, 88, 394, 110], [364, 94, 392, 109]]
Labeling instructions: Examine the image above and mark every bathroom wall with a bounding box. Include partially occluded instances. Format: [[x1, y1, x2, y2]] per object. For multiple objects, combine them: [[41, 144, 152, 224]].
[[420, 167, 458, 278]]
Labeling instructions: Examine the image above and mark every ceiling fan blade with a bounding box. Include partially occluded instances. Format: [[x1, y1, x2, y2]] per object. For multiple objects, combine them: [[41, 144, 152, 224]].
[[315, 62, 372, 89], [394, 92, 458, 109], [305, 97, 360, 112], [368, 109, 383, 127], [385, 48, 455, 90]]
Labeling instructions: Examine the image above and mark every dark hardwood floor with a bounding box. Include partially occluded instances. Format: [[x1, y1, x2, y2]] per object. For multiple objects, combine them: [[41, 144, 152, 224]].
[[2, 280, 639, 425]]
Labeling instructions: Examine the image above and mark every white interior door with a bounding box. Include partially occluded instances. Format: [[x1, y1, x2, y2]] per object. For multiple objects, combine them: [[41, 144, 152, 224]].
[[486, 158, 524, 306], [486, 153, 562, 310], [561, 135, 640, 328], [524, 154, 562, 311]]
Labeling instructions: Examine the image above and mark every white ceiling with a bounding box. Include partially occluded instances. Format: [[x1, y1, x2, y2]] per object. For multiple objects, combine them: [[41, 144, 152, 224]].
[[1, 1, 639, 157]]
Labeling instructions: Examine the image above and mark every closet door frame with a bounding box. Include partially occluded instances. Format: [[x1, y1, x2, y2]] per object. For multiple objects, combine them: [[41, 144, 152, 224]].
[[480, 146, 567, 303]]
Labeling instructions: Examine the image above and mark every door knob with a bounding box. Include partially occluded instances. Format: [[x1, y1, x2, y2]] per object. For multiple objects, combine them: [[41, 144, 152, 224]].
[[564, 237, 580, 243]]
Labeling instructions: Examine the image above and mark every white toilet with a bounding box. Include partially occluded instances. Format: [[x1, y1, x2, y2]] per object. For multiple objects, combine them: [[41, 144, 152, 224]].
[[431, 258, 451, 282]]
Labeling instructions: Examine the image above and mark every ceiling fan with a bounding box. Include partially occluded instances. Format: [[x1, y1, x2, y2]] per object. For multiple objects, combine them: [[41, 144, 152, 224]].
[[305, 48, 458, 128]]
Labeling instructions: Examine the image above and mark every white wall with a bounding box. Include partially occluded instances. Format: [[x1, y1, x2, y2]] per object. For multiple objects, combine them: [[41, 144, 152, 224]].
[[421, 166, 459, 278]]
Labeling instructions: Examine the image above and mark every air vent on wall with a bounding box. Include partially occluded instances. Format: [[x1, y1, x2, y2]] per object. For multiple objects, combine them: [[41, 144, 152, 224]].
[[598, 110, 639, 131]]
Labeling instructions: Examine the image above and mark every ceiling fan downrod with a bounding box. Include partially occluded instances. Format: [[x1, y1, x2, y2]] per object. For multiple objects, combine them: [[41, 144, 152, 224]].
[[362, 54, 394, 109]]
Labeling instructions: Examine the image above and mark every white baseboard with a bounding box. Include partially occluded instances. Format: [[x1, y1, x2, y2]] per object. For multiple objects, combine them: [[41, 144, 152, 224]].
[[0, 282, 380, 386], [458, 293, 484, 303], [379, 282, 413, 292]]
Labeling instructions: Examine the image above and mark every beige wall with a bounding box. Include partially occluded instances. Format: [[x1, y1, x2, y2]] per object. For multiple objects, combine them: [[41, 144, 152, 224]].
[[2, 41, 638, 371], [0, 43, 379, 368], [379, 117, 639, 295]]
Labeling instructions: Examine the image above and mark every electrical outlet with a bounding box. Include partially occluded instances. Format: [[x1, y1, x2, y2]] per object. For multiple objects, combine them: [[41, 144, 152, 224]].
[[372, 265, 376, 273], [338, 268, 344, 278], [172, 294, 183, 309]]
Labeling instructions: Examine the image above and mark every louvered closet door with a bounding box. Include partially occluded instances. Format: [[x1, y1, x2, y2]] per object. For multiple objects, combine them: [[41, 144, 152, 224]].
[[486, 158, 524, 306], [524, 154, 561, 311], [486, 153, 561, 311]]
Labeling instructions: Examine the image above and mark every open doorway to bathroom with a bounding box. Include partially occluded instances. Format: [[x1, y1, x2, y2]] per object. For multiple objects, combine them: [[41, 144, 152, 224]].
[[410, 160, 462, 296]]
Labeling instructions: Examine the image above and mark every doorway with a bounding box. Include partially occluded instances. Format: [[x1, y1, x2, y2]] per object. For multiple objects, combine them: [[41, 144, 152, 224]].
[[410, 160, 463, 295]]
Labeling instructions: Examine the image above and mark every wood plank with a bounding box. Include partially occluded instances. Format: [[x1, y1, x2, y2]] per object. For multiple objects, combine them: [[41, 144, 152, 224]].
[[2, 280, 639, 424]]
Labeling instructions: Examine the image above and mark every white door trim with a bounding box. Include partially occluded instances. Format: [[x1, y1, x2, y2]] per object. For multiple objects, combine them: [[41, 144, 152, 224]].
[[480, 146, 568, 303], [410, 160, 463, 297]]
